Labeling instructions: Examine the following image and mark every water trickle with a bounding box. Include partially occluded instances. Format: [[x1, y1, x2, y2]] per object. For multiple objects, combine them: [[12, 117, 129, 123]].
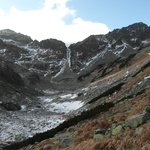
[[66, 47, 71, 67]]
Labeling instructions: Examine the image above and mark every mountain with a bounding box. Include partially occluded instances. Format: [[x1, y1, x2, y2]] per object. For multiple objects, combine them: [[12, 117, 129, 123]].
[[69, 22, 150, 78], [0, 22, 150, 150]]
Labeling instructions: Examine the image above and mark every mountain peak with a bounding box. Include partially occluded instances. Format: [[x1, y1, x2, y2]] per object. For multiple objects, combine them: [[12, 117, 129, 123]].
[[0, 29, 32, 45]]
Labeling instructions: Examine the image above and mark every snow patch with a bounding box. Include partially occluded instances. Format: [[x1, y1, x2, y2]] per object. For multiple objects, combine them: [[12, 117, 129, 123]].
[[21, 105, 27, 111], [114, 41, 128, 56], [144, 75, 150, 80], [50, 101, 84, 114], [67, 48, 71, 67], [142, 40, 149, 44], [138, 81, 142, 85], [60, 93, 78, 99]]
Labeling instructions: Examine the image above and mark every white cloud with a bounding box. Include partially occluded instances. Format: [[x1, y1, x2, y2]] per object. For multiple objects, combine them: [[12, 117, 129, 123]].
[[0, 0, 110, 45]]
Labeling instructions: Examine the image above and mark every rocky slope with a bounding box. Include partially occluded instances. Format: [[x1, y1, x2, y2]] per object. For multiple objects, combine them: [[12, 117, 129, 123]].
[[0, 22, 150, 150], [11, 42, 150, 150], [4, 41, 150, 150], [69, 22, 150, 73]]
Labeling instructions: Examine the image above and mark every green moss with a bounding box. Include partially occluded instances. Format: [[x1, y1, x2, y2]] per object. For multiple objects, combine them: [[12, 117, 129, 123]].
[[112, 125, 122, 136], [93, 134, 103, 140], [125, 114, 143, 128]]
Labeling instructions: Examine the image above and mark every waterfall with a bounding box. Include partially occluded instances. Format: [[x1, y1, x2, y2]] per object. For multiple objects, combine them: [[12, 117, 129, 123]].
[[66, 47, 71, 68]]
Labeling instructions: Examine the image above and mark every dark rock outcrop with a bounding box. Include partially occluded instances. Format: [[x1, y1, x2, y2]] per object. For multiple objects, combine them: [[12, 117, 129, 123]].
[[1, 102, 21, 111], [69, 22, 150, 78], [0, 61, 24, 87], [0, 29, 32, 45]]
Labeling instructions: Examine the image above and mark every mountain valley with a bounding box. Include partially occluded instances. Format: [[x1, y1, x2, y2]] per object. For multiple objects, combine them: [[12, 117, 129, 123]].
[[0, 22, 150, 150]]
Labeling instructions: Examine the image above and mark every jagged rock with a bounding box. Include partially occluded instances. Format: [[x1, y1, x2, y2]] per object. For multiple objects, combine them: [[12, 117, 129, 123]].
[[0, 61, 24, 87], [1, 102, 21, 111], [0, 39, 6, 48], [28, 40, 40, 48], [27, 72, 40, 85], [40, 39, 67, 52], [111, 125, 123, 135]]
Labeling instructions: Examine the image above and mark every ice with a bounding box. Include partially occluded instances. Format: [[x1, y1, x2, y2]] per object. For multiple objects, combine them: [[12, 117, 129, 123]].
[[21, 105, 27, 111], [114, 41, 129, 56], [67, 47, 71, 67], [142, 40, 149, 44], [130, 38, 137, 42], [52, 59, 67, 78], [81, 48, 108, 71], [50, 101, 84, 114], [144, 75, 150, 80], [81, 87, 89, 92], [70, 94, 78, 99], [60, 93, 77, 99]]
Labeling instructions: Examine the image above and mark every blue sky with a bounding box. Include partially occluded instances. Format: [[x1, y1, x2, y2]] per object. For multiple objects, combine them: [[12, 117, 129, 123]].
[[0, 0, 150, 44], [68, 0, 150, 30]]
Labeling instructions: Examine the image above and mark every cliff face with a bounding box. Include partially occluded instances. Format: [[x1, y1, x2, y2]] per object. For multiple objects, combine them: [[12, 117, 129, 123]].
[[69, 23, 150, 73]]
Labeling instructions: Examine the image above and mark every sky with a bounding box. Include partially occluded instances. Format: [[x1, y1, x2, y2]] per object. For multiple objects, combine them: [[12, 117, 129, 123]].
[[0, 0, 150, 45]]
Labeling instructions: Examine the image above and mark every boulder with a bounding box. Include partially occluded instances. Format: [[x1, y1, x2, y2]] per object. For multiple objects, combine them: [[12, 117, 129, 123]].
[[125, 112, 150, 128], [93, 128, 106, 140], [1, 102, 21, 111], [51, 132, 74, 148], [111, 125, 123, 136], [43, 145, 51, 150], [93, 133, 103, 141], [94, 128, 106, 135]]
